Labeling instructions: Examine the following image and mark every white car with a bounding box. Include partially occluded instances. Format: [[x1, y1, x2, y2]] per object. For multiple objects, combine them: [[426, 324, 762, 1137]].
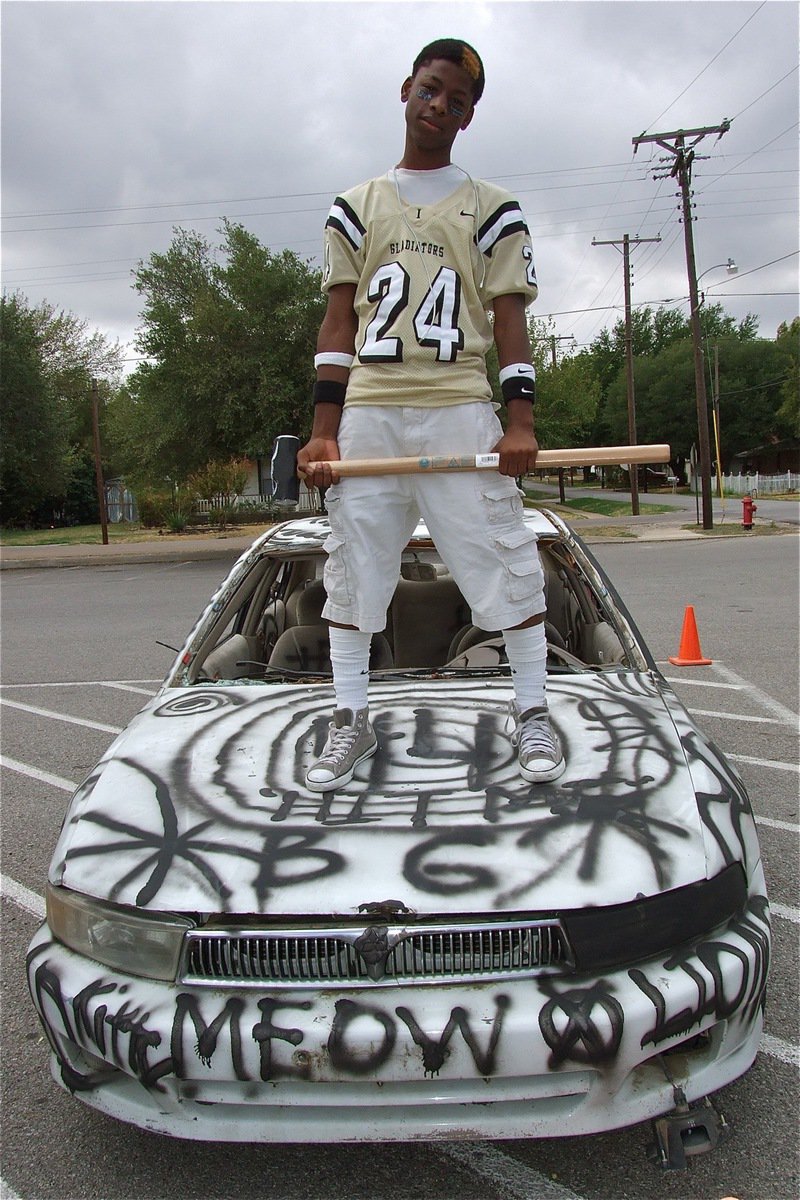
[[28, 509, 770, 1166]]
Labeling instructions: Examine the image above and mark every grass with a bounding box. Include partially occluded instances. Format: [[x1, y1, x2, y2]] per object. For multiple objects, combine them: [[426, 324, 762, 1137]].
[[681, 521, 785, 537], [523, 489, 674, 517], [0, 523, 154, 547], [0, 521, 275, 547]]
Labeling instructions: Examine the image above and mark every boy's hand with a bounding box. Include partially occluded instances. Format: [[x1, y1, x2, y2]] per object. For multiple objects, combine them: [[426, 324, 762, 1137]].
[[492, 415, 539, 478], [297, 437, 341, 488]]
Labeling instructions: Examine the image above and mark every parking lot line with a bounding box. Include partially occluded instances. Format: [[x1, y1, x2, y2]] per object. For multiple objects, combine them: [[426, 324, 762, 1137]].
[[0, 874, 45, 919], [754, 814, 799, 833], [687, 709, 788, 725], [760, 1033, 800, 1068], [417, 1140, 585, 1200], [771, 901, 800, 924], [0, 679, 161, 690], [662, 675, 744, 690], [0, 697, 122, 734], [731, 754, 799, 774], [99, 681, 159, 695], [712, 664, 800, 727], [0, 756, 75, 792]]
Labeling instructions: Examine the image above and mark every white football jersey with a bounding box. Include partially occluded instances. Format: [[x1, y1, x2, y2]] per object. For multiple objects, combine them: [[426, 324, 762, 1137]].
[[322, 172, 537, 407]]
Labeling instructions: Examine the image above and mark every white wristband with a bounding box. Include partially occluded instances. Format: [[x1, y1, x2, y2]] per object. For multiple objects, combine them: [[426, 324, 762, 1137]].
[[499, 362, 536, 384], [314, 352, 354, 370]]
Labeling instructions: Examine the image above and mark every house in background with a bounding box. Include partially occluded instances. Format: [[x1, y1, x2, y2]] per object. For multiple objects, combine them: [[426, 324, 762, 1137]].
[[730, 437, 800, 476]]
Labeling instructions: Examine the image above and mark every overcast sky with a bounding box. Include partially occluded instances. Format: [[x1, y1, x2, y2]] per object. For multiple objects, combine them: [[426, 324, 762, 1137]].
[[2, 0, 798, 378]]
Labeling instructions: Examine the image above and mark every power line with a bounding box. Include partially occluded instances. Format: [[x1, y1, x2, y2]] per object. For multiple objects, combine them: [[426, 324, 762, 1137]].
[[642, 1, 767, 132], [733, 64, 799, 121], [696, 122, 800, 194]]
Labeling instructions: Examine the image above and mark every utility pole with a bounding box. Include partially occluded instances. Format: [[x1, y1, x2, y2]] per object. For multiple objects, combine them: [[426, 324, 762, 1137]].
[[549, 334, 575, 503], [592, 233, 661, 515], [632, 121, 731, 530], [91, 378, 109, 545], [712, 344, 723, 499]]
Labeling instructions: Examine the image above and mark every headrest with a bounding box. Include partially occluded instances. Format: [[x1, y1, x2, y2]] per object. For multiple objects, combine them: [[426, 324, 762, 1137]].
[[295, 580, 327, 625]]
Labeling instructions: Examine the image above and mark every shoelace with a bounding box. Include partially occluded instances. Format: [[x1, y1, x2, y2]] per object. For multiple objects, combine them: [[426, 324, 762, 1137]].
[[515, 714, 557, 760], [320, 723, 360, 765]]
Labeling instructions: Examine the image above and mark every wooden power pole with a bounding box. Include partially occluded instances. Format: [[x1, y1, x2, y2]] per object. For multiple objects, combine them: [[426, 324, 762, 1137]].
[[632, 121, 731, 530], [549, 334, 575, 503], [592, 233, 661, 515], [91, 378, 109, 545]]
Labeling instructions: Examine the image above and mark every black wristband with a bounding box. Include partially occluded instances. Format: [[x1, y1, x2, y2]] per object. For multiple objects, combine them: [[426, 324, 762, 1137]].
[[501, 376, 536, 404], [313, 379, 347, 407]]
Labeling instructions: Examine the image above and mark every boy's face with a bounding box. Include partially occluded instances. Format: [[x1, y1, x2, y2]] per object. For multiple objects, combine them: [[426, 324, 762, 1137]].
[[401, 57, 476, 154]]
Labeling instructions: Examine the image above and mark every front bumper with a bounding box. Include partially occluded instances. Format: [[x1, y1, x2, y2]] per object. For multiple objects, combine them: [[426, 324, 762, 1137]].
[[27, 894, 769, 1142]]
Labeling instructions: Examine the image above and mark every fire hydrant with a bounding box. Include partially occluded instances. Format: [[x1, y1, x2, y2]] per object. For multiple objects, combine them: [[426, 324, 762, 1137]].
[[742, 494, 757, 529]]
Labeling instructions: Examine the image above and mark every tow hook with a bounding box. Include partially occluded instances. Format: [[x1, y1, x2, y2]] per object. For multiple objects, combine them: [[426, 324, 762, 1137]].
[[648, 1088, 729, 1170]]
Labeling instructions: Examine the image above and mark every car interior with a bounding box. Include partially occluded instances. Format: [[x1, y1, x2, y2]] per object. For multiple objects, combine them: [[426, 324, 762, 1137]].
[[193, 538, 630, 684]]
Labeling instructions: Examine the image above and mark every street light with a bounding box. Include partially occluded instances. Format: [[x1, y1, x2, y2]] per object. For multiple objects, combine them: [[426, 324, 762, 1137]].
[[697, 258, 738, 300]]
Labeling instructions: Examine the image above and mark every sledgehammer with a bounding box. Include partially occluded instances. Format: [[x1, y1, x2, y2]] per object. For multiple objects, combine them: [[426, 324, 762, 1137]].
[[270, 434, 671, 505]]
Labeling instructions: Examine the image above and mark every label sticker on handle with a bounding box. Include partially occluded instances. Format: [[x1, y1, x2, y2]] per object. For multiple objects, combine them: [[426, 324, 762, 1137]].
[[474, 453, 500, 469]]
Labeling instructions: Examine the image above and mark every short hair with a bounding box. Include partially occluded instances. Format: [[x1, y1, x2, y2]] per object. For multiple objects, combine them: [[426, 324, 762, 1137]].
[[412, 39, 485, 104]]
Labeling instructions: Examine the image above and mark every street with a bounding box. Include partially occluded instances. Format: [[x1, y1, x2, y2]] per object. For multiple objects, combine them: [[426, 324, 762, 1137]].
[[1, 536, 798, 1200]]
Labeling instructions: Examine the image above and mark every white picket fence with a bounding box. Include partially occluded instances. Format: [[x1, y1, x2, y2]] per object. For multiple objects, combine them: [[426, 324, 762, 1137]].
[[721, 471, 799, 496], [194, 490, 317, 514]]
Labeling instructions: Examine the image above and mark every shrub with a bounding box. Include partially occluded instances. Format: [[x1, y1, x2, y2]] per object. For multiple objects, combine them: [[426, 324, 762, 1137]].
[[136, 488, 171, 528]]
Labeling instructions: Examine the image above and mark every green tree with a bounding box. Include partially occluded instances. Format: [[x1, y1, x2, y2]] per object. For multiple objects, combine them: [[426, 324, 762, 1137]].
[[125, 221, 326, 484], [1, 295, 69, 523], [528, 319, 599, 449], [603, 326, 792, 473], [1, 295, 121, 525], [774, 318, 799, 435]]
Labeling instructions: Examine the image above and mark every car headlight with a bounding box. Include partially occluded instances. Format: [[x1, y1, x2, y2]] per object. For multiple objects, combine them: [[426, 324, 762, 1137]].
[[562, 864, 748, 972], [46, 884, 194, 981]]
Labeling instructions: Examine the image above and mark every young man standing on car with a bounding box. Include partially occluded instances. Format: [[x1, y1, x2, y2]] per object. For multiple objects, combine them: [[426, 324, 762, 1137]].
[[298, 38, 565, 793]]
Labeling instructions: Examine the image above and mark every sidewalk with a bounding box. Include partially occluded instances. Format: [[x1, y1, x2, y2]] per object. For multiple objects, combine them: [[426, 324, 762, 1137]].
[[1, 510, 796, 571]]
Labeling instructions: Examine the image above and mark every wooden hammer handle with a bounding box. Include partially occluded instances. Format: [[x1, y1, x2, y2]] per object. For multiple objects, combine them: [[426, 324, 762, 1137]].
[[305, 444, 671, 478]]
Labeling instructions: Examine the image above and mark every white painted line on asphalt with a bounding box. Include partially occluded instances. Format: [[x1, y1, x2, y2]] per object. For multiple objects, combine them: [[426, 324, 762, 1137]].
[[0, 679, 161, 689], [663, 675, 744, 689], [0, 874, 45, 920], [755, 814, 799, 833], [0, 756, 75, 793], [100, 682, 159, 695], [0, 697, 122, 735], [731, 754, 799, 774], [713, 663, 800, 728], [438, 1142, 585, 1200], [688, 708, 787, 725], [771, 901, 800, 924], [761, 1033, 800, 1068], [0, 1176, 22, 1200]]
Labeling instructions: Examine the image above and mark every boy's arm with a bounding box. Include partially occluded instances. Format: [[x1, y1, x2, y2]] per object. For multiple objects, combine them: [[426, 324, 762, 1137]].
[[297, 283, 358, 487], [491, 292, 539, 478]]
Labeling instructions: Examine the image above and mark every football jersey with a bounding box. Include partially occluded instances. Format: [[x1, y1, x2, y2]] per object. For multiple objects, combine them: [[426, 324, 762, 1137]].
[[322, 172, 538, 407]]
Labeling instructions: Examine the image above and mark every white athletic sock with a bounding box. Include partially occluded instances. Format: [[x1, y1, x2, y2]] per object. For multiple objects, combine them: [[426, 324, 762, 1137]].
[[503, 623, 547, 713], [329, 626, 371, 714]]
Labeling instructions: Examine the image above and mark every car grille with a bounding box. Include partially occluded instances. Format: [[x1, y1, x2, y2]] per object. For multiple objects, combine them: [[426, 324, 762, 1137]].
[[182, 920, 571, 987]]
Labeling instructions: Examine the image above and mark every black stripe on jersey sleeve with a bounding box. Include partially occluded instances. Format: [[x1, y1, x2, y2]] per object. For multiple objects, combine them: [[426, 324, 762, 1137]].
[[477, 200, 531, 256], [325, 196, 366, 251]]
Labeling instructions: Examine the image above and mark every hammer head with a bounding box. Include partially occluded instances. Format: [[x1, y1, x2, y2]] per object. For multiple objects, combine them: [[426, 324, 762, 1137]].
[[270, 435, 301, 507]]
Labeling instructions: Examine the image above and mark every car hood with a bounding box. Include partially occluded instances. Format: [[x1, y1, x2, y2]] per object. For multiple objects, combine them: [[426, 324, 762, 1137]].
[[51, 674, 725, 916]]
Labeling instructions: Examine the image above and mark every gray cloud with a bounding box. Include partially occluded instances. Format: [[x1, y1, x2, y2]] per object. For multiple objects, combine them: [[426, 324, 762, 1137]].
[[2, 0, 797, 371]]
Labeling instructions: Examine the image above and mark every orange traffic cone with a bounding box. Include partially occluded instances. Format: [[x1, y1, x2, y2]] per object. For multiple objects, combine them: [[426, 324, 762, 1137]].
[[669, 605, 712, 666]]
